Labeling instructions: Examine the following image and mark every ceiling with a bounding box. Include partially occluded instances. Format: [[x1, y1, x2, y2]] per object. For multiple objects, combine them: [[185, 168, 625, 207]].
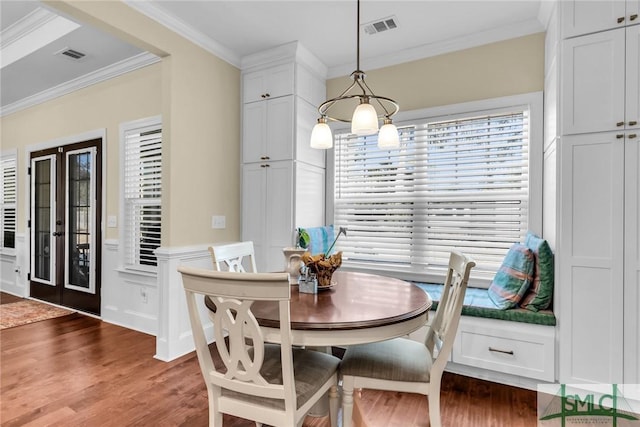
[[0, 0, 546, 116]]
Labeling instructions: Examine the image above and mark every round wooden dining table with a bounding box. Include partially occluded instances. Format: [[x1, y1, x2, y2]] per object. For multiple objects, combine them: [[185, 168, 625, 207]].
[[252, 270, 433, 347]]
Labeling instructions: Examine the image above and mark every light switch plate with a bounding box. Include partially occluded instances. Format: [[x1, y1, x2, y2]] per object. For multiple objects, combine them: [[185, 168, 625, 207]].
[[212, 215, 226, 229]]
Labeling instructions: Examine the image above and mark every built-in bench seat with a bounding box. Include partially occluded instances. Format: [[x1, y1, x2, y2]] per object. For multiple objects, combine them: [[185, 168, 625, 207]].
[[410, 282, 556, 385], [413, 282, 556, 326]]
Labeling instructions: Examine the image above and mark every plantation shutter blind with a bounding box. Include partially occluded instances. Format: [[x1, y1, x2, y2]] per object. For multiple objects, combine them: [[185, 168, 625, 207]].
[[334, 109, 529, 280], [1, 156, 16, 249], [123, 126, 162, 268]]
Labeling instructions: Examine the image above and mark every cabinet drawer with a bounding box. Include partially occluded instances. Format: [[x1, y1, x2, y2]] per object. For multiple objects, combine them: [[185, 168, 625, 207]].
[[452, 317, 555, 382]]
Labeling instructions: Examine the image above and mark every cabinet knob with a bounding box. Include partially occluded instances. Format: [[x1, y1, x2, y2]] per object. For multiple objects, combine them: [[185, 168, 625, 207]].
[[629, 120, 638, 126], [616, 134, 625, 139], [629, 134, 638, 139], [616, 121, 625, 127], [617, 16, 625, 23], [265, 93, 270, 98], [631, 14, 638, 21], [261, 94, 266, 98], [260, 156, 269, 160]]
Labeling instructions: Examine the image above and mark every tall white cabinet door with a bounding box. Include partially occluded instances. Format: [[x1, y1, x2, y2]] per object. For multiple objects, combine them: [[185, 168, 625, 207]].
[[264, 161, 293, 272], [266, 96, 294, 161], [562, 28, 626, 135], [561, 0, 627, 38], [627, 25, 640, 130], [625, 134, 640, 383], [242, 164, 268, 271], [559, 132, 625, 384], [243, 102, 267, 163]]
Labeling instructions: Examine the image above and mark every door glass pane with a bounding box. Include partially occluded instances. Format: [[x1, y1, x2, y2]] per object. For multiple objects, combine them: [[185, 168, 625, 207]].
[[33, 159, 52, 282], [67, 152, 92, 290]]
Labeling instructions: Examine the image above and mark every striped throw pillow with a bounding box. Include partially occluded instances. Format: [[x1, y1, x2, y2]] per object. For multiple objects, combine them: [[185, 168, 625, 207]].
[[520, 232, 554, 312], [488, 243, 535, 310]]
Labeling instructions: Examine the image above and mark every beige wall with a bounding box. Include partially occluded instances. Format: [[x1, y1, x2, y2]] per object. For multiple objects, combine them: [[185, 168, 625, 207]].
[[4, 1, 242, 248], [1, 63, 162, 240], [327, 33, 545, 113]]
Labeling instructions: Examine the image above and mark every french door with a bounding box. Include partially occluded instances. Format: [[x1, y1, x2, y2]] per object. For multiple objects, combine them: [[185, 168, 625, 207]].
[[30, 139, 102, 315]]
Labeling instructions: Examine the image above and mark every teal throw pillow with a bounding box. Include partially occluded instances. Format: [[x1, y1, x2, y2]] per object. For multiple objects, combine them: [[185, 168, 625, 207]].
[[520, 232, 554, 312], [301, 225, 334, 256], [488, 243, 535, 310]]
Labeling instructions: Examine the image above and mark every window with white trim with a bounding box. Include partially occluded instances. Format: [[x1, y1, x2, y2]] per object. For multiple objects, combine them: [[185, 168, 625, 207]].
[[0, 153, 16, 250], [121, 117, 162, 270], [332, 95, 540, 283]]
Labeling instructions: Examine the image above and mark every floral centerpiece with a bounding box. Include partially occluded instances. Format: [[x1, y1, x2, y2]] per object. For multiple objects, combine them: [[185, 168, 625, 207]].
[[301, 227, 346, 288]]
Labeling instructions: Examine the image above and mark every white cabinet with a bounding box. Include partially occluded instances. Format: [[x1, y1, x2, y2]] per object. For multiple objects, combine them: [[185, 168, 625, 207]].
[[240, 42, 328, 272], [242, 96, 294, 163], [562, 26, 640, 135], [557, 0, 640, 385], [242, 161, 325, 272], [243, 63, 294, 104], [627, 25, 640, 130], [559, 131, 627, 384], [624, 131, 640, 383], [562, 28, 626, 135], [453, 317, 555, 382], [242, 161, 293, 272], [562, 0, 638, 38]]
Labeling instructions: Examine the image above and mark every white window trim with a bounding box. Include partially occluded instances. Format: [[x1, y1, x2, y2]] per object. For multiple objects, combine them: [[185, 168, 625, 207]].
[[326, 92, 543, 287], [119, 115, 162, 274], [0, 148, 18, 255]]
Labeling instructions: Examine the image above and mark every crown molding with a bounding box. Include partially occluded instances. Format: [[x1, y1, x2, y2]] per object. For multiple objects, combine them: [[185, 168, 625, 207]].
[[0, 52, 160, 117], [1, 7, 56, 48], [123, 0, 241, 68], [327, 17, 545, 79]]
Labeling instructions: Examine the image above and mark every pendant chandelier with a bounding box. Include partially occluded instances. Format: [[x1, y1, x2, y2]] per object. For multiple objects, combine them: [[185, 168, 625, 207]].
[[310, 0, 400, 150]]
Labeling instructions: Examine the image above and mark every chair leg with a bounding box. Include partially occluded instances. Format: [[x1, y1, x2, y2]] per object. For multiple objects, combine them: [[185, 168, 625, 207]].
[[428, 390, 441, 427], [342, 376, 355, 427], [329, 384, 339, 427], [208, 388, 222, 427]]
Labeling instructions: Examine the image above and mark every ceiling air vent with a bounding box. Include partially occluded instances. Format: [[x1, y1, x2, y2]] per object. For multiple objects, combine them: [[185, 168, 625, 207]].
[[363, 16, 398, 35], [56, 48, 87, 61]]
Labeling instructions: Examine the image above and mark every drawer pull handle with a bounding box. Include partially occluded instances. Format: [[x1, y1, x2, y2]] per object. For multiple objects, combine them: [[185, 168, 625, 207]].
[[489, 347, 514, 355]]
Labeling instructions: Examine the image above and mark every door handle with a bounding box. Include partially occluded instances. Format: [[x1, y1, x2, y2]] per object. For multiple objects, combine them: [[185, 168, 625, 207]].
[[52, 231, 64, 237]]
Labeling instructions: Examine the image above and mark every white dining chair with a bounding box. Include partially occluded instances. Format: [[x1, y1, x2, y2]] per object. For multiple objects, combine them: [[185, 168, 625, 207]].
[[208, 241, 257, 273], [339, 251, 476, 427], [179, 266, 340, 427]]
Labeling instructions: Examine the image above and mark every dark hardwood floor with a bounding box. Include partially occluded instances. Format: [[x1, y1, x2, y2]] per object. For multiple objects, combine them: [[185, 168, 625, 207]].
[[0, 307, 537, 426]]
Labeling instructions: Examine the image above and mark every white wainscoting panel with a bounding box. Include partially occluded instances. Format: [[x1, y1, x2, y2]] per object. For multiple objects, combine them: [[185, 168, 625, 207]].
[[0, 233, 27, 297], [155, 244, 215, 362], [102, 240, 159, 335]]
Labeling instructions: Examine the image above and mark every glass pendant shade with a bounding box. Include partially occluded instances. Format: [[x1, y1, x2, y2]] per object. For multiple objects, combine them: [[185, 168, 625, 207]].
[[351, 101, 379, 136], [310, 119, 333, 149], [378, 120, 400, 149]]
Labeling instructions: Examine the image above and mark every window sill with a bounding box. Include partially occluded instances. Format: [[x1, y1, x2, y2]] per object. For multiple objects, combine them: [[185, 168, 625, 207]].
[[0, 248, 17, 257], [116, 266, 158, 278]]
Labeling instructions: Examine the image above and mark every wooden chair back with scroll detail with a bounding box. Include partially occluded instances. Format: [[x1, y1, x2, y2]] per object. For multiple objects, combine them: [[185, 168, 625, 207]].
[[340, 251, 475, 427], [208, 241, 257, 273], [179, 266, 340, 427]]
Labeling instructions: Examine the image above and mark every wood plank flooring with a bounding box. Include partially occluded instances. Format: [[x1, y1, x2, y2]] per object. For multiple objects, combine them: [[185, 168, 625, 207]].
[[0, 303, 538, 426]]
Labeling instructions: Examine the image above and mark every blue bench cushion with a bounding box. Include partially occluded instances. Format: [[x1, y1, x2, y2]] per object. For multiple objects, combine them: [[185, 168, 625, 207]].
[[414, 283, 556, 326]]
